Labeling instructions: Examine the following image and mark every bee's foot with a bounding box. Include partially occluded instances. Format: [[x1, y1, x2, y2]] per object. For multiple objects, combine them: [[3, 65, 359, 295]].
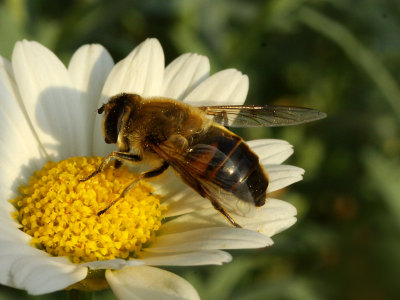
[[79, 172, 99, 182], [97, 208, 107, 216]]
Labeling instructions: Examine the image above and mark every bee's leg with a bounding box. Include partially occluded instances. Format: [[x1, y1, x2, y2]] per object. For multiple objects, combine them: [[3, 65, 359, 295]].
[[114, 160, 123, 169], [209, 198, 242, 228], [97, 161, 169, 215], [79, 151, 142, 182], [120, 161, 169, 198], [199, 185, 242, 228]]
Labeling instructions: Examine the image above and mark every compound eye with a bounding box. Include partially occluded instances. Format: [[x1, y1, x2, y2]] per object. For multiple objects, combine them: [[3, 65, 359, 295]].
[[104, 105, 125, 144]]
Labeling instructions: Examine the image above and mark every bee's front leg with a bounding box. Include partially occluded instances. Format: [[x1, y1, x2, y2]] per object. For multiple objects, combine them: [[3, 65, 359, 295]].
[[79, 152, 142, 182]]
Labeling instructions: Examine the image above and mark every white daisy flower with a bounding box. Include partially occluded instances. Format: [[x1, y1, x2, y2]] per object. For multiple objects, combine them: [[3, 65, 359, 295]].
[[0, 39, 303, 299]]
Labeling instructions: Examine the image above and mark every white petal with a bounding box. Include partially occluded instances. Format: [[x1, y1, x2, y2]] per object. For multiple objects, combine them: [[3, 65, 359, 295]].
[[83, 258, 144, 270], [101, 38, 164, 98], [10, 255, 87, 295], [161, 198, 296, 237], [162, 53, 210, 100], [0, 197, 19, 226], [106, 266, 200, 300], [232, 198, 297, 236], [146, 227, 272, 253], [0, 241, 87, 293], [247, 139, 294, 164], [0, 213, 21, 233], [93, 38, 165, 156], [0, 219, 31, 242], [0, 242, 44, 287], [265, 164, 305, 193], [258, 216, 297, 236], [184, 69, 249, 106], [0, 158, 22, 199], [83, 250, 231, 270], [0, 56, 45, 200], [68, 44, 114, 156], [160, 209, 227, 235], [137, 250, 232, 266], [12, 40, 86, 159]]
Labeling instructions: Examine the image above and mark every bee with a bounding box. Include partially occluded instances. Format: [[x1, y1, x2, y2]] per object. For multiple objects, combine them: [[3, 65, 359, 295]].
[[81, 93, 326, 227]]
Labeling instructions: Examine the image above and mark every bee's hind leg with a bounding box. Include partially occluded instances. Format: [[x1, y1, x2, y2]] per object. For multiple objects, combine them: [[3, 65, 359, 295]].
[[208, 197, 242, 228], [79, 151, 142, 182]]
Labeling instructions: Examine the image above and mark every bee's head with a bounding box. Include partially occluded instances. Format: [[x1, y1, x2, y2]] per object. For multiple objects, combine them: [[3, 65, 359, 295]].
[[100, 93, 140, 144]]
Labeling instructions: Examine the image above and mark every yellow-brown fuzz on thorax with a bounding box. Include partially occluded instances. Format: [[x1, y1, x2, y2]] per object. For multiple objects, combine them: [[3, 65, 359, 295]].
[[10, 157, 166, 263]]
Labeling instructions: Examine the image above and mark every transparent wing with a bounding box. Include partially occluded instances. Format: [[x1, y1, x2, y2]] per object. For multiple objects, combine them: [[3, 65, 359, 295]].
[[197, 177, 256, 217], [199, 105, 326, 127], [153, 140, 257, 216]]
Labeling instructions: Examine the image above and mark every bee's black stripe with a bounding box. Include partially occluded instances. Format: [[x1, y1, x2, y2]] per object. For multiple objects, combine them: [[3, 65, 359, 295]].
[[191, 124, 268, 206]]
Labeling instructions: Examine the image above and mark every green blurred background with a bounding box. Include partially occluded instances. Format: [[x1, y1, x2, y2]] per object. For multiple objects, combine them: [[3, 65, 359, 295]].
[[1, 0, 400, 299]]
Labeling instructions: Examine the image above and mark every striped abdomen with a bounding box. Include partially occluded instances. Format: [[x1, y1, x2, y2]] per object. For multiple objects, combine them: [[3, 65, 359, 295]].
[[188, 124, 269, 206]]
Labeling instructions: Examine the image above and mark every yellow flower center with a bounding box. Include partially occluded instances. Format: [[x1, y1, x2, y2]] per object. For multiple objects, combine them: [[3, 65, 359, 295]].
[[10, 157, 166, 263]]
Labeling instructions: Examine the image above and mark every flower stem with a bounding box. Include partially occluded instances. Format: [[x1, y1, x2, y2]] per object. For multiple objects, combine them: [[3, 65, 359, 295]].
[[67, 290, 93, 300]]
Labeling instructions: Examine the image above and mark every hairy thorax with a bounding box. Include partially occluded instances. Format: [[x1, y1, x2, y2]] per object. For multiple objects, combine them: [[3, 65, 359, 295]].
[[125, 99, 209, 154]]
